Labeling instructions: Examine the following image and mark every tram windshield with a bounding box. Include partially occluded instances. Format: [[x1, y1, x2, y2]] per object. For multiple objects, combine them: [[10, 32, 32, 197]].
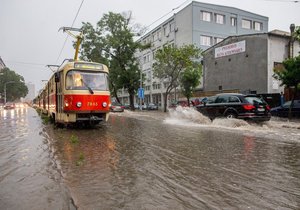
[[66, 70, 109, 91]]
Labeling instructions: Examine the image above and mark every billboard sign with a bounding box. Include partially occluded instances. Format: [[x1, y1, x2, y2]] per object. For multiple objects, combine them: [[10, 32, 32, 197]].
[[215, 40, 246, 58]]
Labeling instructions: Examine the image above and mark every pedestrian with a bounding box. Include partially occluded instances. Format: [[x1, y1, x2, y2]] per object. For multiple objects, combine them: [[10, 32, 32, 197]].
[[280, 91, 285, 106]]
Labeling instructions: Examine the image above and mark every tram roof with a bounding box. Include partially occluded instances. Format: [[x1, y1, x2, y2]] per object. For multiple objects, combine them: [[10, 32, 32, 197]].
[[58, 60, 109, 73]]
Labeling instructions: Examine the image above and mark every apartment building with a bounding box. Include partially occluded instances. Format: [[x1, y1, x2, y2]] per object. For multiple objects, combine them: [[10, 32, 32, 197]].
[[118, 1, 268, 106]]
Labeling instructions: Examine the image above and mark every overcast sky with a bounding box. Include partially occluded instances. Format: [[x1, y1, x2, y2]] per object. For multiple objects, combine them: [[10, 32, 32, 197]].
[[0, 0, 299, 93]]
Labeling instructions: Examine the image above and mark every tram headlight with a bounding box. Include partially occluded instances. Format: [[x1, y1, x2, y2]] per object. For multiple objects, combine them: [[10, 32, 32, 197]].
[[102, 102, 107, 108], [76, 102, 82, 108]]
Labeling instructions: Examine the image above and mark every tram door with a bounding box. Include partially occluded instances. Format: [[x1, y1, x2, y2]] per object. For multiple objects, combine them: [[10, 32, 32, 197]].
[[56, 72, 63, 117]]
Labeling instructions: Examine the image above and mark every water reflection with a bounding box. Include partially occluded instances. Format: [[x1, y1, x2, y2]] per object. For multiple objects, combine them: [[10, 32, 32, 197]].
[[1, 107, 300, 209], [243, 135, 255, 159], [0, 107, 73, 210]]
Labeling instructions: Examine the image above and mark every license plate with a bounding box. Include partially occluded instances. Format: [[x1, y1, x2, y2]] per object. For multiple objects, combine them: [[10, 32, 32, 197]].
[[257, 108, 265, 112]]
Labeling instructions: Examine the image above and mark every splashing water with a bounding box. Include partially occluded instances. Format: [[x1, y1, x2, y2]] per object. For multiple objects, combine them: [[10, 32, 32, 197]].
[[166, 106, 211, 125], [212, 118, 250, 128], [165, 106, 251, 129]]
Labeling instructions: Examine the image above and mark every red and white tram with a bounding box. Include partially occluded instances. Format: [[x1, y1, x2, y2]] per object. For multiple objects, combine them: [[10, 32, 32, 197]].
[[36, 60, 111, 126]]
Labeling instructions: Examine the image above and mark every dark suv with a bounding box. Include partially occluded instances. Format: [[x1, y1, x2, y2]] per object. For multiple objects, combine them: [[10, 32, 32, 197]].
[[195, 93, 271, 121]]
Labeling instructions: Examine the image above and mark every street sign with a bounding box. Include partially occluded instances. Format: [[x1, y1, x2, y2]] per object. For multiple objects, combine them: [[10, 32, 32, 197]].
[[138, 88, 144, 99]]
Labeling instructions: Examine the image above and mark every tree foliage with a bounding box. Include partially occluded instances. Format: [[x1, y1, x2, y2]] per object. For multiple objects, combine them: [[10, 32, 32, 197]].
[[293, 25, 300, 41], [79, 11, 148, 110], [152, 44, 202, 112], [0, 67, 28, 102], [273, 55, 300, 118], [179, 65, 202, 106]]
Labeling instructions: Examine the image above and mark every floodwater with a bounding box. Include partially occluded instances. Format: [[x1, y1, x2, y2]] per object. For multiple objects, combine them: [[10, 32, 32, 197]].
[[1, 106, 300, 210]]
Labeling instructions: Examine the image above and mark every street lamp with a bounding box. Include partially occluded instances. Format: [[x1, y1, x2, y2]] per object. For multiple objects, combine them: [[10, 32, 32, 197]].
[[4, 81, 16, 104]]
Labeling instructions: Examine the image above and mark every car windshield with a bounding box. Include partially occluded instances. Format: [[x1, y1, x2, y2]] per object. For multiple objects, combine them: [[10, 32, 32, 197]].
[[66, 70, 109, 91], [245, 96, 265, 105]]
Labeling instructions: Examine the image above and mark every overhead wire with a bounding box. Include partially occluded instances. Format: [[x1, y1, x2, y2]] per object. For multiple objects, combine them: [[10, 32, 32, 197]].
[[55, 0, 85, 64], [144, 0, 191, 33]]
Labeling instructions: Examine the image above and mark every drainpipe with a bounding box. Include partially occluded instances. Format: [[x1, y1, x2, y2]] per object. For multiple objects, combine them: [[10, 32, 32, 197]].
[[289, 24, 295, 58]]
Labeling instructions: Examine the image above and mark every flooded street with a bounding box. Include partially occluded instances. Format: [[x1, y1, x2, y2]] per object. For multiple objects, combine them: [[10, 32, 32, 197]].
[[1, 107, 300, 209]]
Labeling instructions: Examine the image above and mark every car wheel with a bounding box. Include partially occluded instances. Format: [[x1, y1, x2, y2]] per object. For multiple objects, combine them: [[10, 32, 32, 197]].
[[225, 112, 237, 119]]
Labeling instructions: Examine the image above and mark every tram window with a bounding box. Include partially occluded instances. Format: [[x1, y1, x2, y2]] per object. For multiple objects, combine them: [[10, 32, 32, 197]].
[[66, 71, 83, 89], [66, 70, 109, 90]]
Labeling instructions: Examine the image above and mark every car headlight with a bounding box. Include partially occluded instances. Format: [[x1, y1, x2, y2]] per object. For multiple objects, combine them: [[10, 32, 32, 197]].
[[102, 102, 107, 108], [76, 102, 82, 108]]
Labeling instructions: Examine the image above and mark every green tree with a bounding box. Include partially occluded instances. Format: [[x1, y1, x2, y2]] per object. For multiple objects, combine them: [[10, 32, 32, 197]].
[[0, 67, 28, 102], [293, 25, 300, 41], [79, 11, 148, 110], [179, 65, 202, 106], [153, 44, 202, 112], [273, 55, 300, 118]]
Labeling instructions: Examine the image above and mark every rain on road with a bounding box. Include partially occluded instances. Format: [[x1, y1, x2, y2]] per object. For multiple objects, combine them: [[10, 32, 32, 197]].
[[1, 106, 300, 209]]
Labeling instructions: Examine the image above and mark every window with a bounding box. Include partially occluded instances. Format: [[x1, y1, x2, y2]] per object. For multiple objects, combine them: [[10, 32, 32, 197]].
[[65, 70, 109, 90], [164, 24, 170, 36], [201, 11, 212, 22], [254, 21, 262, 31], [215, 95, 229, 103], [147, 70, 151, 81], [228, 96, 240, 103], [242, 19, 251, 29], [152, 83, 160, 90], [214, 37, 224, 44], [230, 17, 237, 26], [153, 32, 158, 41], [143, 54, 150, 63], [200, 35, 212, 46], [215, 14, 225, 24], [170, 22, 175, 32], [157, 30, 162, 40]]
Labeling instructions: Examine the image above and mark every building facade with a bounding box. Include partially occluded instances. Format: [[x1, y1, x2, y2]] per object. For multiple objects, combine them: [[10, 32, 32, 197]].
[[202, 30, 300, 95], [118, 1, 268, 106]]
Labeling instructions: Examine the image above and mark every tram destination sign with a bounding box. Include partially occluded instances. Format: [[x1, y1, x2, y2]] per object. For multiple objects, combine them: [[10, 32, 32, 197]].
[[74, 63, 103, 70]]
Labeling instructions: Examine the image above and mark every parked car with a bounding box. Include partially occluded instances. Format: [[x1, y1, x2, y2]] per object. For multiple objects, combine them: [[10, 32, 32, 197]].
[[4, 102, 15, 110], [195, 93, 271, 121], [147, 103, 158, 110], [110, 102, 125, 112], [141, 104, 148, 110], [123, 103, 131, 109], [168, 100, 190, 109], [270, 100, 300, 118]]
